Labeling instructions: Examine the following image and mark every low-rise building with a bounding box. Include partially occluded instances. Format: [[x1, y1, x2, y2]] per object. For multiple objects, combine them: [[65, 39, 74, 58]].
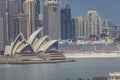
[[92, 77, 107, 80], [108, 72, 120, 80]]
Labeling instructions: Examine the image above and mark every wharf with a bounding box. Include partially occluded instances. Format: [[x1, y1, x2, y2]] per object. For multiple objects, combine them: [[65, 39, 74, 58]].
[[0, 59, 74, 64], [0, 53, 75, 64]]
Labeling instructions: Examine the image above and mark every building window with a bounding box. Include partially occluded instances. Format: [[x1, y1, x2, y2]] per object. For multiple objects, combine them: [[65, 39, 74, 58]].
[[53, 7, 57, 12], [115, 76, 120, 79]]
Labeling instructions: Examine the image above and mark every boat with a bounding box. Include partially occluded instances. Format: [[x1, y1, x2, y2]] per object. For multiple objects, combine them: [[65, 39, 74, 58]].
[[64, 51, 120, 58], [61, 44, 120, 58]]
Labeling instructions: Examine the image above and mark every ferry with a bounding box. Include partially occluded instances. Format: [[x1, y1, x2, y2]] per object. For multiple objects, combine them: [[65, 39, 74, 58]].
[[64, 51, 120, 58]]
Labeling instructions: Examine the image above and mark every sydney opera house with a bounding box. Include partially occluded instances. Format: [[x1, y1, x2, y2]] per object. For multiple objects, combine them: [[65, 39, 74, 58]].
[[4, 28, 59, 56], [0, 28, 73, 64]]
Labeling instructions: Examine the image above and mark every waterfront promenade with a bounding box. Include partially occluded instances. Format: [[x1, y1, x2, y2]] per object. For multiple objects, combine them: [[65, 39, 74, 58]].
[[0, 53, 74, 64]]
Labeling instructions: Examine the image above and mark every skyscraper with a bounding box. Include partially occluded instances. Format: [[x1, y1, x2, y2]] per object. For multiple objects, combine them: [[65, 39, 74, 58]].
[[61, 5, 73, 40], [12, 14, 28, 39], [84, 10, 102, 38], [71, 19, 75, 39], [23, 0, 36, 38], [0, 18, 4, 53], [35, 0, 40, 14], [16, 0, 25, 13], [43, 0, 61, 40], [7, 0, 19, 41], [35, 0, 40, 27], [74, 16, 84, 38], [0, 0, 7, 52]]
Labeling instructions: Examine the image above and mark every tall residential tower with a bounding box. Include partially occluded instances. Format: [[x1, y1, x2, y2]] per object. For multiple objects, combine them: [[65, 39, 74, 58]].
[[23, 0, 36, 38], [74, 16, 84, 38], [35, 0, 40, 27], [84, 10, 102, 38], [43, 0, 61, 40]]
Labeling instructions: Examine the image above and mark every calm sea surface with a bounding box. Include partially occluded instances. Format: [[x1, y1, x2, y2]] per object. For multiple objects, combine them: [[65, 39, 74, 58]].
[[0, 58, 120, 80]]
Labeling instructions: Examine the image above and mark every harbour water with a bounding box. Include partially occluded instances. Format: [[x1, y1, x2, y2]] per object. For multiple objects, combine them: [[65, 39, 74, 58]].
[[1, 58, 120, 80]]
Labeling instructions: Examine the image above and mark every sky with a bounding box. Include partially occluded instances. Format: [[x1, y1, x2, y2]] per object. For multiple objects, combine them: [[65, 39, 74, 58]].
[[59, 0, 120, 25]]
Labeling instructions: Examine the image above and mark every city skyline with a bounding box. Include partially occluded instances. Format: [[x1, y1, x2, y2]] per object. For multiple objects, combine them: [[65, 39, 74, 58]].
[[0, 0, 120, 52], [59, 0, 120, 25], [0, 1, 120, 80]]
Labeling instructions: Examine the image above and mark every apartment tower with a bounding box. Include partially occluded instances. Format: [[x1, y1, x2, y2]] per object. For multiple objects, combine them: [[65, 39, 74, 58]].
[[74, 16, 84, 38], [43, 0, 61, 40], [23, 0, 36, 38], [84, 10, 102, 38]]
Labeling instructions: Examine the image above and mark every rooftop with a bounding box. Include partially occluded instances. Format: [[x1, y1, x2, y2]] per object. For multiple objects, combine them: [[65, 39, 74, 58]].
[[109, 72, 120, 76]]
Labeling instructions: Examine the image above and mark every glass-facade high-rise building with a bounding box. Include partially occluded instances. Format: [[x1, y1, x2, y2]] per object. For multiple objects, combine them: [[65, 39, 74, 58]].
[[84, 10, 102, 38], [16, 0, 25, 13], [71, 19, 75, 39], [61, 5, 73, 40], [7, 0, 19, 41], [0, 0, 41, 52], [0, 18, 4, 53], [0, 0, 7, 52], [35, 0, 40, 27], [7, 0, 40, 40], [43, 0, 61, 40]]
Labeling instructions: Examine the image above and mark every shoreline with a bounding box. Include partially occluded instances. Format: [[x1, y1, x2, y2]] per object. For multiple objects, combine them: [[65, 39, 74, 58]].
[[0, 54, 75, 64], [0, 59, 75, 64]]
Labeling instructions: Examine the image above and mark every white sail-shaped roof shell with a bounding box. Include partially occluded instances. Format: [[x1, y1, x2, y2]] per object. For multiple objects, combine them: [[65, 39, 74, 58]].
[[27, 28, 43, 45], [33, 36, 49, 52], [4, 27, 59, 56], [38, 40, 58, 52], [11, 33, 26, 55]]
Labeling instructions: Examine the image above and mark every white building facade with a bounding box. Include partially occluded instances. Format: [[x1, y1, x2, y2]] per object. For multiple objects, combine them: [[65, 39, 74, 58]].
[[108, 72, 120, 80], [84, 10, 102, 38], [74, 16, 84, 38], [23, 0, 36, 38]]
